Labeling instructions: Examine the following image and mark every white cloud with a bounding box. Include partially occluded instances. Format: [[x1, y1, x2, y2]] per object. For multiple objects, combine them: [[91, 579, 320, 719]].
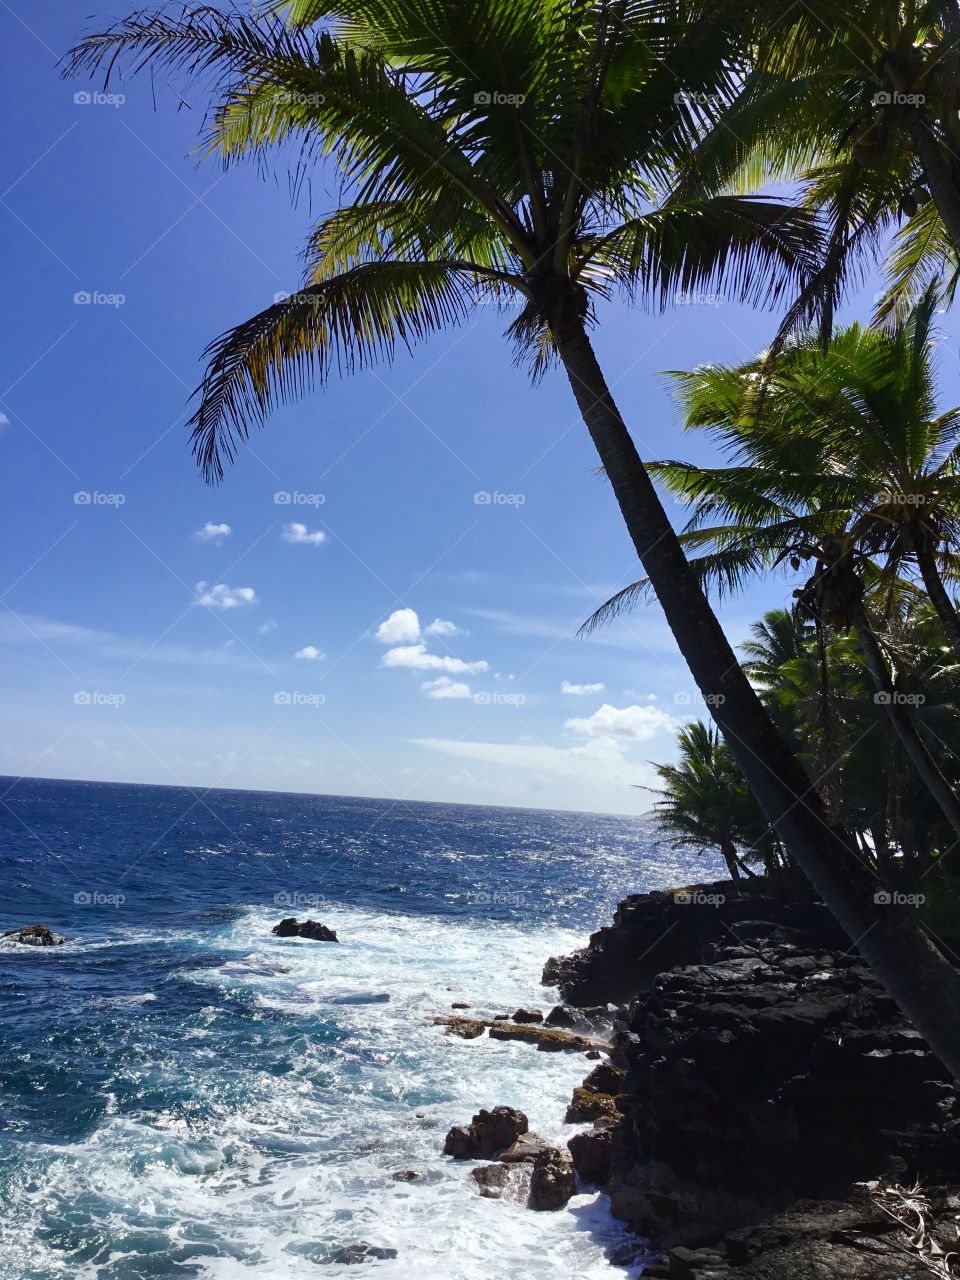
[[425, 617, 459, 637], [282, 522, 327, 547], [421, 676, 473, 700], [295, 645, 325, 662], [258, 619, 278, 635], [564, 702, 675, 740], [195, 581, 258, 609], [381, 643, 488, 675], [194, 522, 231, 543], [0, 612, 264, 670], [409, 734, 659, 796], [0, 413, 9, 430], [561, 680, 605, 696], [375, 608, 422, 645]]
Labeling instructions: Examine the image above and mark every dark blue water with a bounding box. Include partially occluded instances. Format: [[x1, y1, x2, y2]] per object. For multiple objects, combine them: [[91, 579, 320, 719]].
[[0, 777, 715, 1280]]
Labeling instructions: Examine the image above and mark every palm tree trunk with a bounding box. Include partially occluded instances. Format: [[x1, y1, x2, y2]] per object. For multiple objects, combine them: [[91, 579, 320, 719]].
[[719, 838, 742, 881], [546, 299, 960, 1079], [909, 113, 960, 257], [851, 610, 960, 834], [913, 539, 960, 663]]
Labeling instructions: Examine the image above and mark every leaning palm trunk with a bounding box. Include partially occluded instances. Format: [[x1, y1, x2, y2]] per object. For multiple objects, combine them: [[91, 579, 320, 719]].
[[908, 115, 960, 260], [547, 298, 960, 1079], [913, 539, 960, 664], [850, 608, 960, 834]]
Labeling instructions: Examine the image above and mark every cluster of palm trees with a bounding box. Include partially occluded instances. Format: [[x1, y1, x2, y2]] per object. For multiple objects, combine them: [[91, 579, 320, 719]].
[[617, 292, 960, 894], [65, 0, 960, 1072]]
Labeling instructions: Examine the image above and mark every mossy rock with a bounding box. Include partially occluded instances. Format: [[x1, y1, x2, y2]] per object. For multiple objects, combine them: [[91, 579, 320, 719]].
[[564, 1087, 621, 1123]]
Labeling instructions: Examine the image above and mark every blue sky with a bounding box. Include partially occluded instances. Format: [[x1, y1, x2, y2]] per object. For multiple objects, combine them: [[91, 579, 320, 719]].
[[4, 2, 960, 815]]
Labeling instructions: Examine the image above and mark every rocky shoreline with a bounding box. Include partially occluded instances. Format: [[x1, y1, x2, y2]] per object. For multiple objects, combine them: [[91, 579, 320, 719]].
[[540, 878, 960, 1276]]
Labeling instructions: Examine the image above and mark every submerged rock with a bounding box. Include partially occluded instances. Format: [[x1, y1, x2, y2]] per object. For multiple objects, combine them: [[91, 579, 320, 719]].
[[389, 1169, 422, 1182], [528, 1148, 575, 1211], [326, 1243, 399, 1265], [2, 924, 66, 946], [443, 1106, 529, 1159], [271, 918, 338, 942]]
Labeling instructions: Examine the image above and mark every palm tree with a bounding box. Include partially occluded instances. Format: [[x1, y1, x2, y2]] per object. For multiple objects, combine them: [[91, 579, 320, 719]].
[[646, 720, 774, 879], [678, 0, 960, 336], [66, 0, 960, 1076], [586, 303, 960, 835]]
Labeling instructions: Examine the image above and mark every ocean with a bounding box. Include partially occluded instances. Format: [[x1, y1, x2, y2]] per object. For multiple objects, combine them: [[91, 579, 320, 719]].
[[0, 777, 720, 1280]]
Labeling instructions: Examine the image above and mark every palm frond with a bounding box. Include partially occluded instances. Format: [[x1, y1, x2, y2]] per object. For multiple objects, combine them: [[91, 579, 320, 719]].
[[189, 259, 479, 480]]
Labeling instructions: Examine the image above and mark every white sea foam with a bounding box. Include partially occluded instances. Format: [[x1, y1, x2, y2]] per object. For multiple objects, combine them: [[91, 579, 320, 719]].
[[0, 904, 643, 1279]]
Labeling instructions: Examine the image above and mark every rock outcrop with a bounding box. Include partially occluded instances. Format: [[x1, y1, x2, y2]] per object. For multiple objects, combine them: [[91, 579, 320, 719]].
[[528, 1148, 575, 1211], [433, 1013, 607, 1054], [642, 1189, 960, 1278], [545, 878, 960, 1267], [542, 877, 846, 1005], [443, 1107, 528, 1159], [2, 924, 66, 946], [272, 918, 339, 941]]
